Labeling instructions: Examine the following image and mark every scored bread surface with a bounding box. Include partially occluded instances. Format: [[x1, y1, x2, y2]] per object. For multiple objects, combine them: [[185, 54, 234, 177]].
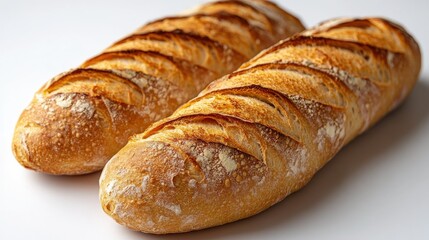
[[99, 17, 421, 233], [12, 0, 304, 174]]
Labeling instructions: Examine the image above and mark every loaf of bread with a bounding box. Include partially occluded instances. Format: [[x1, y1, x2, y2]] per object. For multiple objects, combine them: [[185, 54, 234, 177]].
[[12, 0, 304, 175], [99, 17, 421, 233]]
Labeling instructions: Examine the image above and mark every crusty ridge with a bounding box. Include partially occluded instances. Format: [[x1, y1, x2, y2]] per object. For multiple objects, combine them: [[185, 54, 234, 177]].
[[99, 18, 421, 233], [12, 0, 304, 174]]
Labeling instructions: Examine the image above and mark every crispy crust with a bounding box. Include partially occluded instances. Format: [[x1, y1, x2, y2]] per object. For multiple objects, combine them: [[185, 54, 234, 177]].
[[12, 1, 305, 175], [99, 18, 421, 233]]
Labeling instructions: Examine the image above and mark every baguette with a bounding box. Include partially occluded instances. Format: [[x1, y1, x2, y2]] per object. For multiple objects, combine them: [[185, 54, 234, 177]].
[[99, 17, 421, 233], [12, 0, 304, 175]]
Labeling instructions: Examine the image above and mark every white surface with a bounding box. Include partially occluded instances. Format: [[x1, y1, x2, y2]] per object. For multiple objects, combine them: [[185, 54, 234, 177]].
[[1, 0, 428, 239]]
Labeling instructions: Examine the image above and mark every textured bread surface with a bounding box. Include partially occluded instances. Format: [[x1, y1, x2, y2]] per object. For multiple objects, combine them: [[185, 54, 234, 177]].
[[99, 17, 421, 233], [12, 0, 304, 175]]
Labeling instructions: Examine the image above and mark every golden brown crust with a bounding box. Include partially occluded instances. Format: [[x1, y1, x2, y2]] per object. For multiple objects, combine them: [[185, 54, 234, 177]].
[[12, 1, 305, 175], [99, 18, 421, 233], [105, 30, 247, 73]]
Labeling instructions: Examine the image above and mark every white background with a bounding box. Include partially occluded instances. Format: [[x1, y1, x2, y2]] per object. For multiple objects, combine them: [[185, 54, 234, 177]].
[[1, 0, 428, 239]]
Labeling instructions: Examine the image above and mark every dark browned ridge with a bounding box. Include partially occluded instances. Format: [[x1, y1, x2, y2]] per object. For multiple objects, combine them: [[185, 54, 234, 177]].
[[250, 35, 395, 64]]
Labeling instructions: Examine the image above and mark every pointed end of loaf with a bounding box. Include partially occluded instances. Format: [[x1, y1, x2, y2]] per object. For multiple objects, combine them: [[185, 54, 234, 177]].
[[99, 141, 201, 234], [12, 93, 121, 175]]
